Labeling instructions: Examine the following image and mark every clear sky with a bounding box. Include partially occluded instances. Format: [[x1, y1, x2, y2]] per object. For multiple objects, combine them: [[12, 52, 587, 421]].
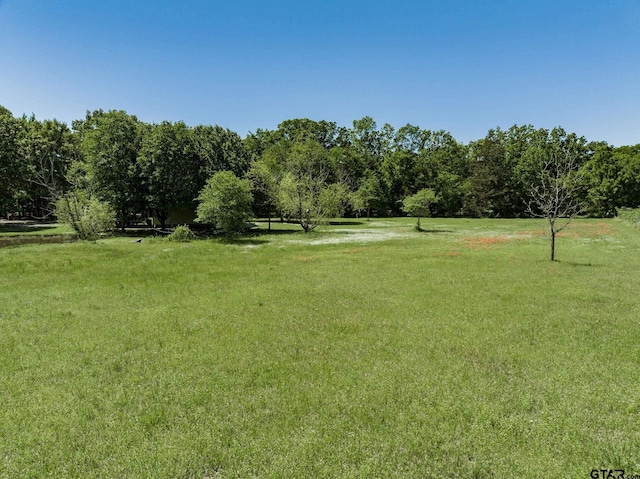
[[1, 0, 638, 145]]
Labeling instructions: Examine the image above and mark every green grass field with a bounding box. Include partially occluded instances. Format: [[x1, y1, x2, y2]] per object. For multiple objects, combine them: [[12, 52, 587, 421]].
[[1, 218, 639, 478]]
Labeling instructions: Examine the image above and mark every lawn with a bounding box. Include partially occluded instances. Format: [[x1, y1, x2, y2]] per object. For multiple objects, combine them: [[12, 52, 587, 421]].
[[1, 218, 639, 478]]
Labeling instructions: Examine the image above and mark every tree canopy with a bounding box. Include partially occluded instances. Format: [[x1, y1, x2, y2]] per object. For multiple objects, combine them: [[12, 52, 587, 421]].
[[1, 105, 639, 230]]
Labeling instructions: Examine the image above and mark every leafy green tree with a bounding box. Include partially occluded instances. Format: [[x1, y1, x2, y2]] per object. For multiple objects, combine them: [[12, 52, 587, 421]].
[[613, 145, 640, 209], [320, 182, 351, 218], [247, 144, 288, 228], [353, 173, 383, 220], [380, 127, 466, 215], [328, 145, 366, 189], [463, 132, 507, 217], [420, 131, 468, 217], [463, 125, 547, 218], [278, 173, 346, 232], [582, 142, 640, 216], [349, 117, 389, 172], [74, 110, 144, 230], [20, 117, 78, 218], [381, 150, 418, 212], [139, 121, 199, 229], [402, 188, 437, 230], [243, 128, 279, 162], [192, 124, 250, 182], [277, 140, 346, 232], [273, 118, 346, 150], [196, 171, 253, 236], [394, 123, 426, 153], [0, 106, 27, 215]]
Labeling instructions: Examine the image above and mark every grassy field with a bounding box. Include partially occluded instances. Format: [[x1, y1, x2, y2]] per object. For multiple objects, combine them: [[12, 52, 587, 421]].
[[1, 218, 639, 478]]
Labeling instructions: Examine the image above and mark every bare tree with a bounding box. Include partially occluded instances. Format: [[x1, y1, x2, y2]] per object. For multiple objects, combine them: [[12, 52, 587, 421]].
[[526, 131, 586, 261]]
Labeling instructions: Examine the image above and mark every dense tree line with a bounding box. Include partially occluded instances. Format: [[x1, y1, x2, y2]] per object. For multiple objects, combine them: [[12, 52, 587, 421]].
[[1, 105, 639, 229]]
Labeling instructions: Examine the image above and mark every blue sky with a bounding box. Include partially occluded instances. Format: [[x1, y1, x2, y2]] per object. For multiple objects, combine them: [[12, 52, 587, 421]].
[[1, 0, 638, 145]]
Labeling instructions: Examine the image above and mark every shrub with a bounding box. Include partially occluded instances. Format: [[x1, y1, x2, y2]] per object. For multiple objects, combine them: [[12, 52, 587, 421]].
[[167, 225, 196, 242], [617, 207, 640, 226], [55, 191, 116, 240], [196, 171, 253, 236]]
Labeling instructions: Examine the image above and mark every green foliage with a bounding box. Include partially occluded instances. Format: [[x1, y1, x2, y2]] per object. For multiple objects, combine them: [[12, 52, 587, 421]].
[[402, 188, 437, 229], [6, 103, 640, 228], [319, 181, 351, 218], [617, 207, 640, 226], [278, 172, 349, 233], [273, 118, 345, 150], [583, 143, 640, 216], [19, 117, 77, 217], [55, 191, 116, 240], [196, 170, 253, 236], [138, 121, 200, 229], [75, 110, 144, 229], [247, 146, 287, 218], [352, 173, 382, 219], [0, 106, 27, 214], [462, 126, 588, 218], [275, 140, 349, 232], [167, 225, 196, 242], [192, 124, 250, 180]]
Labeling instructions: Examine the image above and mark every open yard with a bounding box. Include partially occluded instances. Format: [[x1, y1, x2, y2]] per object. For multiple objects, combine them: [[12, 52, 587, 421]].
[[1, 218, 639, 478]]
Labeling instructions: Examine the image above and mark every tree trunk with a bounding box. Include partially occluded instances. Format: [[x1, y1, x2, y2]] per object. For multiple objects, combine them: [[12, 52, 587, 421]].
[[367, 206, 370, 221], [550, 229, 556, 261], [417, 216, 421, 230], [120, 208, 126, 232], [268, 209, 271, 232], [156, 209, 168, 230]]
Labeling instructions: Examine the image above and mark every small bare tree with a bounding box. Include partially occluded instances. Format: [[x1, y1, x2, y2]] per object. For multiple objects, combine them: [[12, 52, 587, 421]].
[[526, 132, 585, 261]]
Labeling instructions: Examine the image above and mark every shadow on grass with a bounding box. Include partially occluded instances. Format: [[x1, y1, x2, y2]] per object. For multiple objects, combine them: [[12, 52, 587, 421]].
[[557, 260, 600, 267], [416, 227, 454, 233], [250, 228, 302, 236], [0, 235, 75, 248], [112, 229, 159, 238], [217, 228, 302, 245], [0, 224, 59, 234], [216, 236, 270, 246], [328, 220, 365, 226]]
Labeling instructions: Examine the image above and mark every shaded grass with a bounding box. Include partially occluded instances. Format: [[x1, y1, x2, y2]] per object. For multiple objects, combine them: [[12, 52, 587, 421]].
[[1, 218, 639, 477], [0, 222, 72, 236]]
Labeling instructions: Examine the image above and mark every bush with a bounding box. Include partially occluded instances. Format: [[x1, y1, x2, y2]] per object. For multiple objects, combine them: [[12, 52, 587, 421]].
[[55, 192, 116, 240], [167, 225, 196, 242], [617, 207, 640, 226], [196, 171, 253, 236]]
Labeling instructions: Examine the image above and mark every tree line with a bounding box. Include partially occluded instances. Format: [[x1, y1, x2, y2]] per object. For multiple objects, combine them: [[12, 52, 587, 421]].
[[1, 105, 639, 231]]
